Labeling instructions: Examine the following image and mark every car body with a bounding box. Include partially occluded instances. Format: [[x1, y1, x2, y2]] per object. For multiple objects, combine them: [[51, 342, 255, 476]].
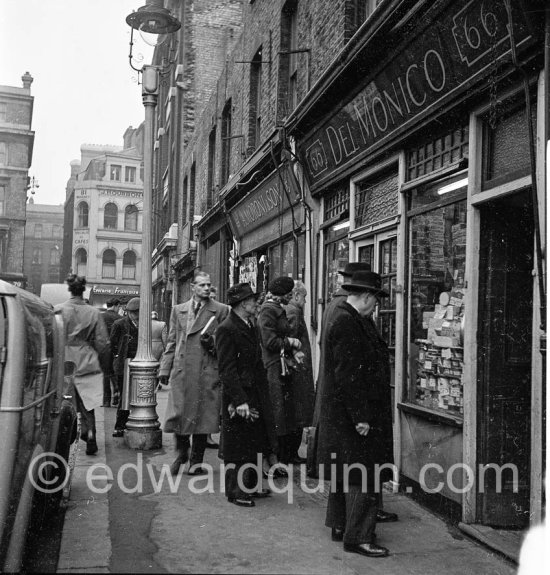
[[0, 280, 77, 572]]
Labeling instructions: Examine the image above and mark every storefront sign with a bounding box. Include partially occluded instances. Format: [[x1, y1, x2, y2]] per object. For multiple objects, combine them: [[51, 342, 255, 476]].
[[299, 0, 536, 188], [98, 190, 143, 198], [228, 164, 301, 238], [91, 284, 140, 296]]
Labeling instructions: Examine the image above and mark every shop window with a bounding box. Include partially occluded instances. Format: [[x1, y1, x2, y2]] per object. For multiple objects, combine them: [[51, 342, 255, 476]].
[[102, 249, 116, 279], [104, 202, 118, 229], [75, 248, 87, 276], [122, 250, 136, 279], [354, 172, 398, 228], [324, 224, 349, 303], [378, 237, 397, 349], [34, 224, 42, 239], [406, 175, 467, 417], [268, 234, 305, 282], [406, 127, 468, 181], [77, 202, 89, 228], [482, 103, 536, 190], [125, 166, 136, 183], [110, 165, 122, 181], [125, 205, 138, 231]]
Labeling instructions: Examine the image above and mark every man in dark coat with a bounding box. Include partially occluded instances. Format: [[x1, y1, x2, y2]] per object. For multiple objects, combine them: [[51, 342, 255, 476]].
[[101, 297, 121, 406], [317, 270, 394, 558], [216, 283, 272, 507], [110, 297, 140, 436]]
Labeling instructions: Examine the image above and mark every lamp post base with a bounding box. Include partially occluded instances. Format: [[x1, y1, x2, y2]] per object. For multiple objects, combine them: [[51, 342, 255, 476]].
[[124, 428, 162, 451]]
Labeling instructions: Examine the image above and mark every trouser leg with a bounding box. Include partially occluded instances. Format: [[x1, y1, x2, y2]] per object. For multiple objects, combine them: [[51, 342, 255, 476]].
[[74, 387, 95, 438], [325, 483, 346, 530], [114, 374, 129, 430], [190, 434, 207, 465], [289, 428, 303, 459], [170, 434, 190, 475], [103, 374, 111, 405], [342, 486, 379, 545]]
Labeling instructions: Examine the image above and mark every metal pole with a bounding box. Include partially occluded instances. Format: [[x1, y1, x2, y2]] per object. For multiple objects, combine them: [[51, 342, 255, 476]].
[[125, 65, 162, 450]]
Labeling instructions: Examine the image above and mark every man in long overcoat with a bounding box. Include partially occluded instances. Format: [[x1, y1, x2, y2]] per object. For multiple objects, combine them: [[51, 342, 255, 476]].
[[216, 283, 272, 507], [317, 270, 394, 558], [159, 271, 229, 475], [100, 297, 121, 406]]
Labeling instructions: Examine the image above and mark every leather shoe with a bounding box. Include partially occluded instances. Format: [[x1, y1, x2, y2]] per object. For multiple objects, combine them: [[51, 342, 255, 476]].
[[112, 429, 124, 438], [206, 441, 219, 449], [331, 527, 344, 542], [228, 497, 255, 507], [376, 510, 398, 522], [86, 437, 98, 455], [344, 543, 389, 557], [170, 456, 188, 476], [251, 488, 271, 498]]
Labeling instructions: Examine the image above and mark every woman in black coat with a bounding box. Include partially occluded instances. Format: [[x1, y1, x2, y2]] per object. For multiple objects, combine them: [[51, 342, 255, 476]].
[[216, 283, 272, 507], [317, 270, 393, 558], [257, 276, 303, 465]]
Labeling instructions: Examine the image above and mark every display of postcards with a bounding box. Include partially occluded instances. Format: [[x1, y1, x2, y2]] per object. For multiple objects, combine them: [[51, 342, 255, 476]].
[[428, 376, 437, 389], [442, 358, 452, 369], [419, 377, 427, 388], [450, 386, 461, 398]]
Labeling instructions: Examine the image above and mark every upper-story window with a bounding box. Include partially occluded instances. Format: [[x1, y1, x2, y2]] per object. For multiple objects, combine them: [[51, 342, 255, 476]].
[[32, 246, 42, 265], [281, 0, 299, 116], [34, 223, 42, 238], [0, 103, 6, 123], [110, 165, 122, 181], [249, 46, 263, 151], [50, 247, 60, 266], [102, 249, 116, 279], [104, 202, 118, 229], [207, 126, 216, 209], [220, 99, 232, 186], [52, 224, 62, 237], [77, 201, 89, 228], [0, 142, 6, 166], [0, 185, 5, 215], [125, 166, 136, 183], [75, 248, 87, 276], [122, 250, 136, 279], [125, 205, 138, 231]]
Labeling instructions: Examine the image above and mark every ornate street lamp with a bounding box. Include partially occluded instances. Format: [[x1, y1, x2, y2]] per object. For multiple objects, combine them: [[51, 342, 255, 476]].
[[124, 0, 180, 450]]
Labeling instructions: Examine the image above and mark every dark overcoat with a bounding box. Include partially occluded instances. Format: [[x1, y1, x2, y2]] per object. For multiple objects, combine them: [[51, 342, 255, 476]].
[[284, 300, 315, 428], [215, 311, 271, 462], [257, 300, 296, 436], [159, 298, 230, 435], [316, 300, 393, 487], [110, 316, 139, 377]]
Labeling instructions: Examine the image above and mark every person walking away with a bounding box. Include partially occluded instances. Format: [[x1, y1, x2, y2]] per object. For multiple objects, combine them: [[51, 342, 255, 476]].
[[216, 283, 272, 507], [55, 274, 110, 455], [284, 280, 315, 463], [158, 271, 230, 475], [101, 297, 121, 407], [317, 270, 394, 558], [111, 297, 140, 437], [257, 276, 304, 466]]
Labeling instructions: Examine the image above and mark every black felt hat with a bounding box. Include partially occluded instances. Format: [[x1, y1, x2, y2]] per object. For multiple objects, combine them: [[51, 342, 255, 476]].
[[338, 262, 372, 277], [227, 283, 259, 306], [268, 276, 295, 296], [342, 271, 389, 297]]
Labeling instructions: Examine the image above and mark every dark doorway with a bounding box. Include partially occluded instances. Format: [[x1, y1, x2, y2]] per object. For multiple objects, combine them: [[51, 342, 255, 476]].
[[477, 189, 533, 527]]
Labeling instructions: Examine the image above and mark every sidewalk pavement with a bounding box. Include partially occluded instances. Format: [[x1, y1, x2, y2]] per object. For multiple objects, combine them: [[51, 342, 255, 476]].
[[57, 390, 516, 574]]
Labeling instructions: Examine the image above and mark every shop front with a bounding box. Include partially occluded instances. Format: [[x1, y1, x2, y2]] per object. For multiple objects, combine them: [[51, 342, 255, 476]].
[[227, 163, 305, 294], [88, 283, 140, 308], [291, 0, 544, 532]]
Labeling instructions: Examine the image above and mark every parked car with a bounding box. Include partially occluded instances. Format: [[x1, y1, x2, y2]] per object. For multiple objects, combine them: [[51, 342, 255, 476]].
[[0, 280, 77, 572]]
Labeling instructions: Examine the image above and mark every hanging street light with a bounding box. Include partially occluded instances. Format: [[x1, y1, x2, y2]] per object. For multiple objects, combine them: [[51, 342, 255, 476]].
[[124, 0, 180, 450]]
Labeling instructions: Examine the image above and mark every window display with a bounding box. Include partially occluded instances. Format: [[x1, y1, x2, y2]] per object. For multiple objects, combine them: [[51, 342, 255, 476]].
[[407, 184, 467, 417]]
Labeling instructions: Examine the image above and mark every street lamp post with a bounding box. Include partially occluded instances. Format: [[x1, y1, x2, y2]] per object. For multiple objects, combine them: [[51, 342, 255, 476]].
[[124, 0, 180, 450]]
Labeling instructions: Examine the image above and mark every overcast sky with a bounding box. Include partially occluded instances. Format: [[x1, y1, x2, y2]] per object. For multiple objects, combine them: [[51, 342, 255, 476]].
[[0, 0, 154, 206]]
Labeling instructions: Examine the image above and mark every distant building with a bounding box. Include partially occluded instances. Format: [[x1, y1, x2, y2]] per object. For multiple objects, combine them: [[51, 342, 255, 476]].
[[62, 126, 144, 307], [0, 72, 35, 286], [23, 201, 64, 295]]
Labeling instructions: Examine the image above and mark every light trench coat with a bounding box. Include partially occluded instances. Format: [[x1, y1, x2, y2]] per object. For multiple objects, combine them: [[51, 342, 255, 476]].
[[55, 296, 110, 411], [159, 298, 230, 435]]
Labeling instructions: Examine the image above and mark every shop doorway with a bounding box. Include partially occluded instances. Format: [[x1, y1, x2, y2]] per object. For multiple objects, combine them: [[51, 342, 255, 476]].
[[477, 189, 533, 528]]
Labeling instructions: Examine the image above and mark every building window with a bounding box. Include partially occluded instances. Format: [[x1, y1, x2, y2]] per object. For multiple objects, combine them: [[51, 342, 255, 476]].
[[0, 184, 5, 216], [32, 246, 42, 265], [34, 223, 42, 238], [122, 250, 136, 279], [280, 0, 298, 118], [75, 248, 87, 276], [104, 202, 118, 229], [189, 162, 196, 224], [102, 249, 116, 279], [110, 165, 122, 181], [50, 247, 60, 265], [125, 166, 136, 183], [324, 186, 349, 222], [206, 126, 216, 209], [0, 103, 6, 122], [406, 174, 467, 417], [268, 235, 305, 282], [324, 226, 349, 304], [77, 202, 89, 228], [249, 46, 263, 150], [125, 205, 138, 231], [354, 172, 399, 228], [0, 142, 6, 166], [221, 99, 232, 186], [52, 224, 62, 237]]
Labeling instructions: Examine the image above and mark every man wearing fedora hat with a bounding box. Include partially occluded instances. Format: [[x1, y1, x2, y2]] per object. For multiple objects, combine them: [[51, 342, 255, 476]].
[[316, 270, 395, 558], [215, 283, 272, 507]]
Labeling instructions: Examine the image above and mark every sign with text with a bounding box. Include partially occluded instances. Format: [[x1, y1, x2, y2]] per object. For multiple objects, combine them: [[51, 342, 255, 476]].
[[298, 0, 537, 189]]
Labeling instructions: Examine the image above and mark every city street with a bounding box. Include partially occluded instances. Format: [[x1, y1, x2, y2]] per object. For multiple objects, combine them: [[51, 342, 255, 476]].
[[54, 390, 516, 575]]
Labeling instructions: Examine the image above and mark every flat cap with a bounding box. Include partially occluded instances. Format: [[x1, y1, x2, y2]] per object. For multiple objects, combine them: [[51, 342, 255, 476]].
[[125, 297, 140, 311]]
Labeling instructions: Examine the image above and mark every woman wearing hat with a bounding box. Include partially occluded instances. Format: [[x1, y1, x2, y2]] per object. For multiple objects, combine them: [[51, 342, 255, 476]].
[[316, 270, 394, 558], [257, 276, 304, 469]]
